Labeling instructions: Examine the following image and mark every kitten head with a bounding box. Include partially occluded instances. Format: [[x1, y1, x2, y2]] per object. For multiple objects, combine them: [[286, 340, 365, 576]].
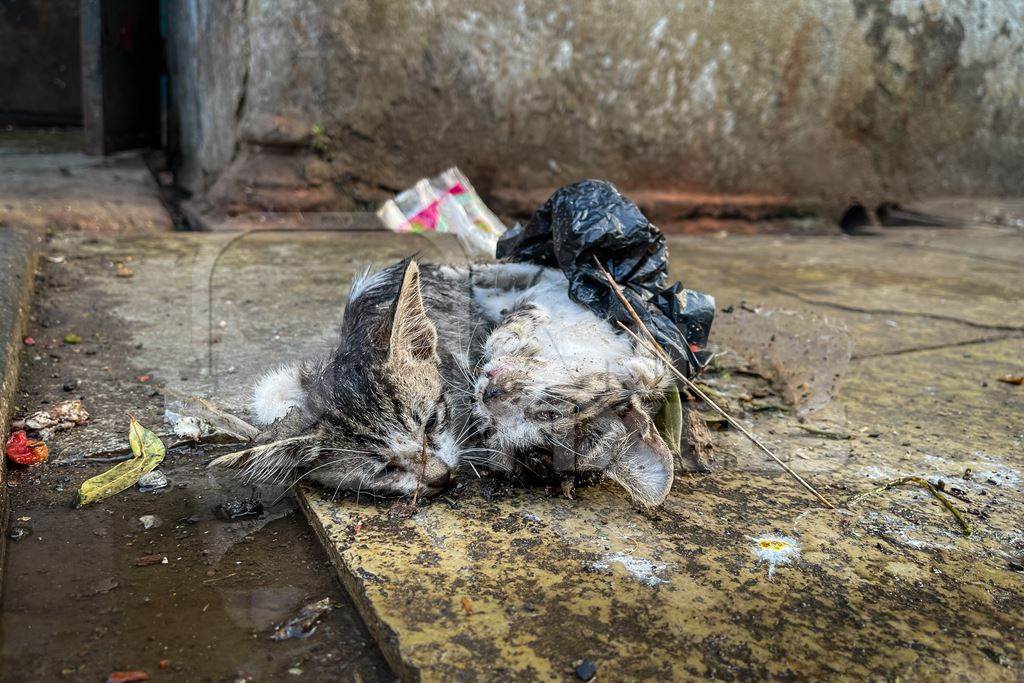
[[474, 308, 673, 505], [569, 401, 675, 507], [211, 260, 461, 498]]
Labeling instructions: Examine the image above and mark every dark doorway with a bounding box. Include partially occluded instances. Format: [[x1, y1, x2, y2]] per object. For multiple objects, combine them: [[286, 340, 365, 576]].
[[0, 0, 83, 127], [80, 0, 162, 154]]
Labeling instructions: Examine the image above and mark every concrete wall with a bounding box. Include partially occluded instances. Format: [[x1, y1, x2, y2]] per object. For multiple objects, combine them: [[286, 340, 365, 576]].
[[167, 0, 1024, 215]]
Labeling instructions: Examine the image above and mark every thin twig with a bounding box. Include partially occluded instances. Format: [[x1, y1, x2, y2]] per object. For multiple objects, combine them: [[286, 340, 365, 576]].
[[594, 260, 835, 509], [846, 476, 972, 536]]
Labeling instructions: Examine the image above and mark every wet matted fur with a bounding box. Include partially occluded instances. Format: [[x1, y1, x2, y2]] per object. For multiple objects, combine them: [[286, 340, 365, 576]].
[[472, 267, 676, 506], [210, 259, 486, 497], [213, 260, 675, 506]]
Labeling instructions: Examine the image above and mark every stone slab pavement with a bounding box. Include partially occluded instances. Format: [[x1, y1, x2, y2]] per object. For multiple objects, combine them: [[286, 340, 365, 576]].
[[5, 224, 1023, 680]]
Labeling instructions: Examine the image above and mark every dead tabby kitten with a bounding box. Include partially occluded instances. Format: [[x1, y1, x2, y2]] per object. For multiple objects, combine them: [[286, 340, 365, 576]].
[[210, 259, 485, 497]]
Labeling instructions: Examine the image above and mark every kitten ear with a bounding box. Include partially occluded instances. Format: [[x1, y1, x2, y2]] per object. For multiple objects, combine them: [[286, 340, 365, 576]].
[[606, 407, 674, 507], [208, 433, 320, 484], [386, 260, 439, 364]]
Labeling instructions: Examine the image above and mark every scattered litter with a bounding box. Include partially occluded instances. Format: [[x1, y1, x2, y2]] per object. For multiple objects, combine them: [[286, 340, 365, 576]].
[[573, 658, 598, 682], [461, 597, 474, 615], [138, 515, 161, 530], [377, 167, 507, 258], [105, 671, 149, 683], [13, 398, 89, 438], [42, 254, 66, 264], [847, 476, 972, 535], [22, 336, 35, 346], [215, 496, 264, 521], [162, 389, 260, 442], [5, 431, 49, 465], [171, 415, 205, 442], [138, 374, 151, 383], [272, 597, 333, 640], [288, 668, 303, 676], [8, 525, 32, 541], [750, 535, 801, 579], [77, 414, 165, 507], [159, 660, 170, 670], [63, 332, 82, 345], [138, 469, 169, 493], [997, 374, 1023, 385], [133, 554, 168, 567], [115, 263, 134, 278]]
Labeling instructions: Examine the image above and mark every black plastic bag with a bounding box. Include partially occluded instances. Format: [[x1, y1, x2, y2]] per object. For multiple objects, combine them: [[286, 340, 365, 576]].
[[496, 180, 715, 376]]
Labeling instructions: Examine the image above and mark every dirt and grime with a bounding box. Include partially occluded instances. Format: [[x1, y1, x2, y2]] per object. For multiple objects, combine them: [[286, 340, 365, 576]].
[[1, 209, 1022, 680], [1, 446, 392, 681], [0, 235, 395, 680]]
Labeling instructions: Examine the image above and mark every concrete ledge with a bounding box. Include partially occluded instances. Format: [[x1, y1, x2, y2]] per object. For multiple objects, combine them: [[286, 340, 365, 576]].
[[0, 228, 38, 583]]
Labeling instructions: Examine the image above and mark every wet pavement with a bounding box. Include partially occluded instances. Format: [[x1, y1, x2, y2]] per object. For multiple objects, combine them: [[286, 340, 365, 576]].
[[0, 211, 1022, 680], [0, 232, 400, 681], [1, 446, 392, 681]]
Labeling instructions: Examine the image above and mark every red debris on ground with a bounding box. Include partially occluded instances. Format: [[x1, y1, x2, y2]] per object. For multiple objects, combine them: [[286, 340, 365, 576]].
[[5, 431, 49, 465], [105, 671, 149, 683]]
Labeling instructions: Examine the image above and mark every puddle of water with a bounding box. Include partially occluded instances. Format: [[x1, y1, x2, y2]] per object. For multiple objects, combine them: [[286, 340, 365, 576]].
[[0, 447, 393, 681]]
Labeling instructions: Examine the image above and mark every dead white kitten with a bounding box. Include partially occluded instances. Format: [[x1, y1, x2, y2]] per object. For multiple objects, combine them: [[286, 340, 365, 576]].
[[473, 267, 676, 506]]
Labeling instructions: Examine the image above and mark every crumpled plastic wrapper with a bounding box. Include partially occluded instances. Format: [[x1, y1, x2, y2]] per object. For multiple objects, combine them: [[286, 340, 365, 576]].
[[497, 180, 715, 375], [13, 399, 89, 439]]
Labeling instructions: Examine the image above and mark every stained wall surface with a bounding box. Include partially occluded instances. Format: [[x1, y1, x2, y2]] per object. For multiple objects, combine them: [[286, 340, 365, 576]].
[[167, 1, 1024, 211]]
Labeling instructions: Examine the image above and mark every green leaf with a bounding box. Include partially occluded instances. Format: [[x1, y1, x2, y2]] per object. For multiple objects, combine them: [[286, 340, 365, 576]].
[[77, 414, 165, 507], [654, 384, 683, 454]]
